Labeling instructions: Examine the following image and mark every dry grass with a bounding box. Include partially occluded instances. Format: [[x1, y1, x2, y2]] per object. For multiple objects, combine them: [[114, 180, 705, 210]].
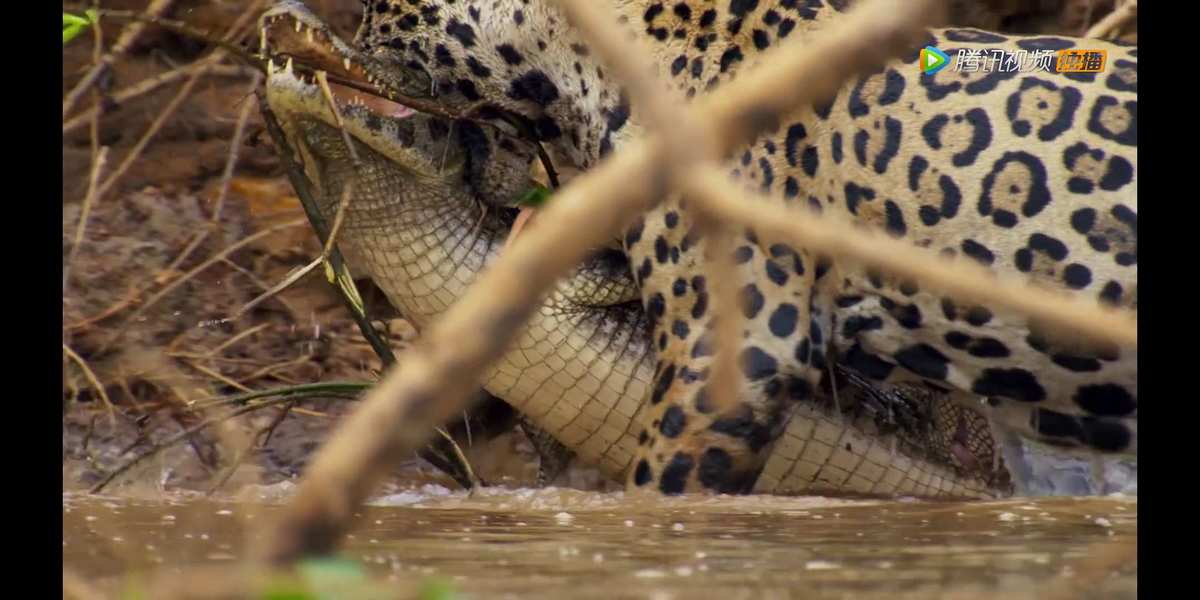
[[64, 0, 491, 501], [62, 0, 178, 119], [62, 0, 405, 499]]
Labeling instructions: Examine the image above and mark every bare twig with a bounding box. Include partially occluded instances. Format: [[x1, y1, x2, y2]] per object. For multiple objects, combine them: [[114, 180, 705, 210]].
[[82, 7, 267, 67], [322, 186, 355, 260], [89, 53, 223, 207], [314, 71, 361, 164], [207, 402, 300, 497], [66, 8, 266, 321], [63, 0, 177, 119], [64, 146, 109, 292], [286, 407, 329, 418], [217, 256, 302, 318], [63, 284, 141, 331], [168, 410, 219, 473], [827, 359, 842, 415], [212, 72, 265, 223], [1079, 0, 1097, 37], [162, 230, 213, 283], [535, 143, 561, 188], [189, 381, 368, 411], [315, 70, 360, 257], [86, 0, 270, 209], [434, 426, 481, 489], [89, 379, 366, 495], [260, 402, 296, 448], [62, 343, 116, 424], [1085, 0, 1137, 39], [90, 395, 295, 494], [206, 322, 270, 357], [64, 6, 109, 295], [99, 218, 308, 353], [63, 64, 255, 135], [185, 360, 254, 393], [167, 353, 272, 366], [243, 354, 318, 383], [84, 74, 267, 334], [206, 436, 257, 496], [224, 256, 323, 323]]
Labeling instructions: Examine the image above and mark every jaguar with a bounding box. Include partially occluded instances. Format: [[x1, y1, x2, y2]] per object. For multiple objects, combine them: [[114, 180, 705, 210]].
[[262, 0, 1135, 497]]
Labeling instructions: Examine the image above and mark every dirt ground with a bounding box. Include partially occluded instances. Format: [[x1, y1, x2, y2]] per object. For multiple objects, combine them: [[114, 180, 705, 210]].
[[63, 0, 566, 497], [61, 0, 1135, 498]]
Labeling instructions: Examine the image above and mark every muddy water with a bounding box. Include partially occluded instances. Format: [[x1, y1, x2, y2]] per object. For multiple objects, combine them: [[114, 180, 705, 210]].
[[63, 488, 1135, 599]]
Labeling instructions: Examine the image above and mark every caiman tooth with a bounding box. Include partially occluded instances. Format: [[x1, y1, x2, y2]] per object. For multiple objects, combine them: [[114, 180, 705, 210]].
[[285, 57, 294, 74], [294, 19, 302, 33], [343, 57, 352, 72], [259, 27, 267, 53], [306, 27, 314, 43], [268, 59, 276, 75]]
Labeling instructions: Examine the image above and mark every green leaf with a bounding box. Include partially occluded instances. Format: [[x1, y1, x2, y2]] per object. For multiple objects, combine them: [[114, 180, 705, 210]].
[[118, 575, 148, 600], [296, 556, 368, 582], [259, 584, 318, 600], [63, 24, 88, 45], [419, 577, 459, 600], [63, 11, 97, 45], [294, 557, 369, 600], [323, 258, 366, 318], [515, 185, 552, 208]]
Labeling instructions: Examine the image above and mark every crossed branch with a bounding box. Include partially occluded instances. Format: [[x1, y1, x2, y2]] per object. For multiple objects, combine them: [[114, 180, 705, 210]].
[[255, 0, 1136, 564]]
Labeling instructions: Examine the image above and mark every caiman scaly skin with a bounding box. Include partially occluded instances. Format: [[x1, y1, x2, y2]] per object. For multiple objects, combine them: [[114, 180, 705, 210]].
[[261, 2, 1007, 498]]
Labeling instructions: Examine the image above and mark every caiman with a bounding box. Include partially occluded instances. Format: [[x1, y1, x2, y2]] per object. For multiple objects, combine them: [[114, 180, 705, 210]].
[[260, 1, 1014, 498]]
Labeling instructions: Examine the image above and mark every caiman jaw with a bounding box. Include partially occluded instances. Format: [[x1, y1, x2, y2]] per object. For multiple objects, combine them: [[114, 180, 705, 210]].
[[260, 2, 466, 191], [260, 0, 431, 110], [261, 4, 414, 118], [260, 3, 547, 254]]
